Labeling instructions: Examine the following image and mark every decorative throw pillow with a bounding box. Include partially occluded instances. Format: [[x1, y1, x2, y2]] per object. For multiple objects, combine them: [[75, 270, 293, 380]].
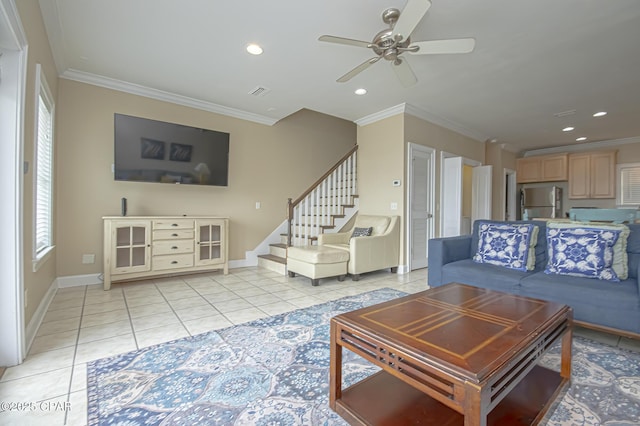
[[351, 227, 373, 238], [473, 223, 537, 271], [547, 221, 630, 279], [545, 227, 620, 281]]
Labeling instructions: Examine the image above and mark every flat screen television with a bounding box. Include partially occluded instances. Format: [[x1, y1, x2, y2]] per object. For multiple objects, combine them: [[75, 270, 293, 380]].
[[114, 113, 229, 186]]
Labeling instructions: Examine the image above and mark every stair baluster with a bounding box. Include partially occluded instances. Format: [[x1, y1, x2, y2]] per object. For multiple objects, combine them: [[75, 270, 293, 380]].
[[287, 146, 358, 247]]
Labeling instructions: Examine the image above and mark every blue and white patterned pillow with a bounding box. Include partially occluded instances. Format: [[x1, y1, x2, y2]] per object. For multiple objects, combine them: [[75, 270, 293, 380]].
[[473, 223, 536, 271], [545, 227, 620, 281]]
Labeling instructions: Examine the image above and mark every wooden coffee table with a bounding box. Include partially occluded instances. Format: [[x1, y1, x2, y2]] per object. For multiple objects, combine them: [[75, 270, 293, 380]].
[[330, 283, 573, 426]]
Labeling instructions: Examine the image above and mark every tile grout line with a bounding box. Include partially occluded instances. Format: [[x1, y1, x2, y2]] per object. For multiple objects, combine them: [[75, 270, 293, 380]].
[[121, 285, 140, 351], [64, 284, 89, 425]]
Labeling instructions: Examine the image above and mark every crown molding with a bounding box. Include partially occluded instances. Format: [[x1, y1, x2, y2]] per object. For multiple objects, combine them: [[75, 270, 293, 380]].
[[60, 69, 279, 126], [354, 103, 406, 126], [355, 102, 487, 143], [37, 0, 67, 72], [403, 104, 487, 143], [522, 136, 640, 157]]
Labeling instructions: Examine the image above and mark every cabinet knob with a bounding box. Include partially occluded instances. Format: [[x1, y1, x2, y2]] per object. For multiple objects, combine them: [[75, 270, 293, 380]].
[[171, 223, 179, 227], [172, 233, 178, 237], [171, 246, 178, 249], [171, 261, 178, 264]]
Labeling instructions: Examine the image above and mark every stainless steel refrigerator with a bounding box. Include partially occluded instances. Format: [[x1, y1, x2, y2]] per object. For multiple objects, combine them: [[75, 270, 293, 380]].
[[520, 186, 562, 219]]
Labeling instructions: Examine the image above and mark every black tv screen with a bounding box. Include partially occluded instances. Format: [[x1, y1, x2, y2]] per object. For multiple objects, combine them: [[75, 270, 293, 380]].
[[114, 113, 229, 186]]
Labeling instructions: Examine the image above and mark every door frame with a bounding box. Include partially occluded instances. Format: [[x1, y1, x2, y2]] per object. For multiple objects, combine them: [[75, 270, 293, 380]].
[[0, 0, 27, 366], [406, 143, 435, 272]]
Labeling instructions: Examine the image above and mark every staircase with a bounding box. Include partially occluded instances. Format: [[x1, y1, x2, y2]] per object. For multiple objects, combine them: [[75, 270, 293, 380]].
[[258, 146, 359, 275]]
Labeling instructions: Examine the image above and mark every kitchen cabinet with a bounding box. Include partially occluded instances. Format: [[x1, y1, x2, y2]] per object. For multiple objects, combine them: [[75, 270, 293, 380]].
[[516, 154, 568, 183], [568, 151, 616, 199], [103, 216, 229, 290]]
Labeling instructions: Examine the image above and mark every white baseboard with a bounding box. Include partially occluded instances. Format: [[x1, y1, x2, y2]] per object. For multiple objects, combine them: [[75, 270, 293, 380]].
[[25, 280, 57, 355], [57, 273, 102, 288]]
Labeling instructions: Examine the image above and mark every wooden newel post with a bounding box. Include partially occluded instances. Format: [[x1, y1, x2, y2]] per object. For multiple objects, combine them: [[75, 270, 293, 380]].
[[287, 198, 293, 247]]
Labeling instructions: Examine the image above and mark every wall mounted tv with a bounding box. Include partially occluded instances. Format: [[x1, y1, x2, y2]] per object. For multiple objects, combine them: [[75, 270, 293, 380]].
[[114, 113, 229, 186]]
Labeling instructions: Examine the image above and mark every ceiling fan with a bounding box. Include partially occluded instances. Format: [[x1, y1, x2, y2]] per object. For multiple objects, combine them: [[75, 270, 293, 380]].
[[318, 0, 475, 87]]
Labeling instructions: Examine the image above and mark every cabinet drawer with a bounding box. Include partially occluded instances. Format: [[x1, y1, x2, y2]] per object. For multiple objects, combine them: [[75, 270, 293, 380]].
[[153, 229, 195, 240], [152, 254, 194, 271], [153, 219, 194, 230], [153, 239, 194, 256]]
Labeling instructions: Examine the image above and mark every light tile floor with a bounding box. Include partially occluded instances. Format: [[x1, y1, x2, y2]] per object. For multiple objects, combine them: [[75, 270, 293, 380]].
[[0, 266, 638, 425]]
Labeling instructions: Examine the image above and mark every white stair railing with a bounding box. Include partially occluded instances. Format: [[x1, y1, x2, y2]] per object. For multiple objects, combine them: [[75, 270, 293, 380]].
[[287, 147, 358, 247]]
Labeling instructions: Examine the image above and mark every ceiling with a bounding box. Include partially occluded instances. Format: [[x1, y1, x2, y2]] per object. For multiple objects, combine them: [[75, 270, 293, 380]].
[[38, 0, 640, 152]]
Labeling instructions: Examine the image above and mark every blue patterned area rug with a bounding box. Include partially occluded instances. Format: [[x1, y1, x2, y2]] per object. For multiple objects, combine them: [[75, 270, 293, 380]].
[[87, 288, 640, 425]]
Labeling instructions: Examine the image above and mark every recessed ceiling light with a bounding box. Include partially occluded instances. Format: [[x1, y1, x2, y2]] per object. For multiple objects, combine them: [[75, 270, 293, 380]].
[[593, 111, 607, 117], [576, 137, 587, 142], [354, 88, 367, 95], [562, 126, 575, 132], [246, 44, 263, 55]]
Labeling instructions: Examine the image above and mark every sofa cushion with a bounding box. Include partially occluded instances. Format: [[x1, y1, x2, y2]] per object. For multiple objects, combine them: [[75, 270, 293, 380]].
[[519, 272, 640, 331], [354, 215, 390, 236], [441, 259, 530, 293], [548, 221, 630, 280], [625, 224, 640, 279], [287, 246, 350, 264], [472, 223, 538, 271], [471, 220, 548, 271], [545, 226, 620, 281]]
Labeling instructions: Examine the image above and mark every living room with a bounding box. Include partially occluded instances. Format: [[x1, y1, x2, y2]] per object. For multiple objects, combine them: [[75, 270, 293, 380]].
[[2, 0, 640, 425]]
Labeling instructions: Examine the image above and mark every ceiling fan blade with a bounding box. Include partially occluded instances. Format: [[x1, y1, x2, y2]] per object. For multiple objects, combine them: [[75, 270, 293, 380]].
[[408, 38, 476, 55], [392, 0, 432, 42], [392, 58, 417, 88], [337, 57, 381, 82], [318, 35, 371, 49]]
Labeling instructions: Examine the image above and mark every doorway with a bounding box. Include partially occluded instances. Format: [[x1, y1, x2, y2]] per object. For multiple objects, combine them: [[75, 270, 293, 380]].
[[407, 143, 435, 271], [440, 152, 492, 237], [504, 169, 517, 221]]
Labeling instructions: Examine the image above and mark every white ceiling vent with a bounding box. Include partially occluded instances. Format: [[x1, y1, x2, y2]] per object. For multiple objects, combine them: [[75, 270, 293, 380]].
[[248, 86, 271, 97]]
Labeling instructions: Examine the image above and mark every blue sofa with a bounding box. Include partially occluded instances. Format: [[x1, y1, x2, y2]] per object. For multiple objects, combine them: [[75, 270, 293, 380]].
[[428, 220, 640, 336]]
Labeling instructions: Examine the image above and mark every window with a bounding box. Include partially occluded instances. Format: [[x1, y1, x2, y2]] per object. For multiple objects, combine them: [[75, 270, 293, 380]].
[[33, 64, 54, 270], [617, 162, 640, 207]]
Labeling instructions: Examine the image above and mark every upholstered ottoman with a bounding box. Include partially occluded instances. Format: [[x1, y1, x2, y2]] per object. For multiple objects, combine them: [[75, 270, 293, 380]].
[[287, 246, 349, 286]]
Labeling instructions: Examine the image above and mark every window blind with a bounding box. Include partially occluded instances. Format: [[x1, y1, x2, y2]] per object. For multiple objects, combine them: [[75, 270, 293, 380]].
[[619, 166, 640, 206], [35, 93, 53, 255]]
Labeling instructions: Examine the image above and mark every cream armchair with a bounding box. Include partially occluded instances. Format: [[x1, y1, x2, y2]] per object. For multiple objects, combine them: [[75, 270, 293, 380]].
[[318, 214, 400, 280]]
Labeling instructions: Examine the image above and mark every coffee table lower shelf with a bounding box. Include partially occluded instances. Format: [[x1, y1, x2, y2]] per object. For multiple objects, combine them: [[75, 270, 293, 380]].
[[335, 365, 568, 426]]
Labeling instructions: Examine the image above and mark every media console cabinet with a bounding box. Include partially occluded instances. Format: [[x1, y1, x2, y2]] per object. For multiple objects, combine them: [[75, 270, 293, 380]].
[[102, 216, 228, 290]]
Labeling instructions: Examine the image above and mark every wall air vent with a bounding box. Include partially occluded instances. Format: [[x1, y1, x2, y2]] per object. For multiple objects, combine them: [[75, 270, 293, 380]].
[[248, 86, 271, 97]]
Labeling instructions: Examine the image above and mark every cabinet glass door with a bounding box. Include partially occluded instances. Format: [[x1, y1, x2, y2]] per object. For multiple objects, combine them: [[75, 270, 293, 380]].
[[113, 222, 150, 272], [196, 220, 224, 265]]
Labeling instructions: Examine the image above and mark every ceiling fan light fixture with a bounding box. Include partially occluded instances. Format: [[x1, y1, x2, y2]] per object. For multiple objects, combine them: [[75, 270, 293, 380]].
[[246, 43, 263, 55], [354, 88, 367, 95], [593, 111, 607, 117]]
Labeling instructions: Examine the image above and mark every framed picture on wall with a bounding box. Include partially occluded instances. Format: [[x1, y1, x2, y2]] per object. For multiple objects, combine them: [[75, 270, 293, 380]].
[[170, 143, 192, 162], [140, 138, 166, 160]]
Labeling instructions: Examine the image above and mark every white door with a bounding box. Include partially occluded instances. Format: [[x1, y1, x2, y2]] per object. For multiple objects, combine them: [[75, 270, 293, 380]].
[[441, 156, 463, 237], [408, 144, 434, 270], [472, 165, 493, 223]]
